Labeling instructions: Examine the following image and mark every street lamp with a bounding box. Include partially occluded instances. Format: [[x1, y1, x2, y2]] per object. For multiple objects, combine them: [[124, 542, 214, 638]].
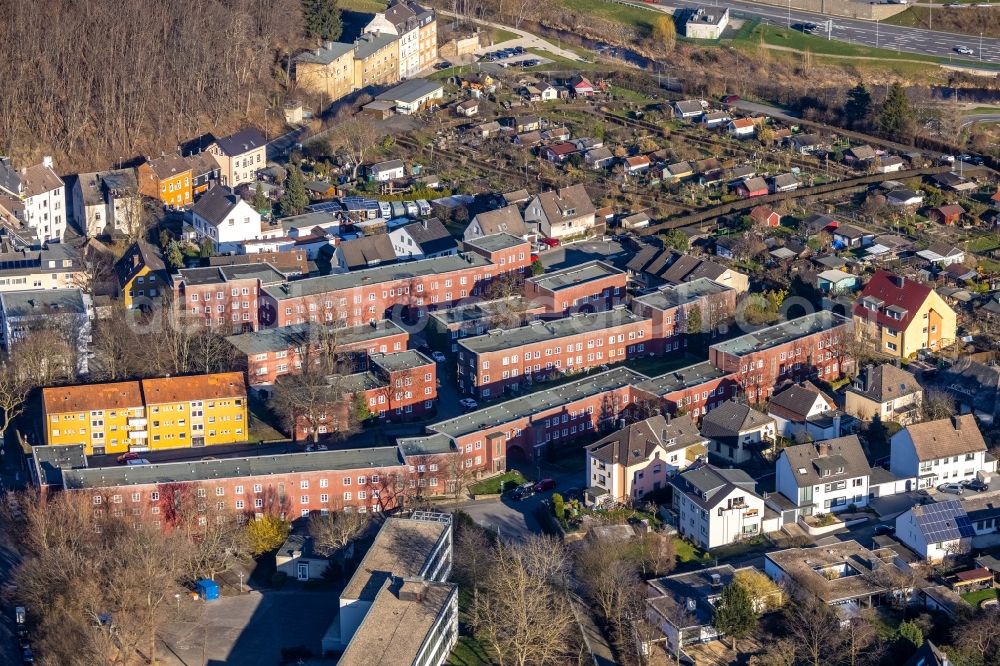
[[980, 32, 984, 61]]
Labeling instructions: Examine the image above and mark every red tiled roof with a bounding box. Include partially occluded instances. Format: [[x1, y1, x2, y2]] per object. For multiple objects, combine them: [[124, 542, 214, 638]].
[[731, 118, 755, 129], [852, 270, 932, 332]]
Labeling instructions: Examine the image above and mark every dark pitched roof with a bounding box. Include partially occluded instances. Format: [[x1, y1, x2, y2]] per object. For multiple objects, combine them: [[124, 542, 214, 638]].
[[671, 462, 759, 510], [214, 127, 267, 157], [339, 234, 397, 270], [400, 218, 456, 255], [472, 205, 527, 237], [586, 414, 705, 465], [768, 381, 835, 421], [191, 185, 246, 227], [114, 240, 167, 288], [848, 364, 921, 403], [779, 435, 871, 488], [699, 401, 773, 439]]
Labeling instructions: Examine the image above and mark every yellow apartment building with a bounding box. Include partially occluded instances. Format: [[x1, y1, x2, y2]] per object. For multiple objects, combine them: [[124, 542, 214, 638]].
[[42, 382, 146, 455], [353, 32, 400, 89], [142, 372, 247, 448], [41, 372, 248, 454], [293, 41, 356, 102]]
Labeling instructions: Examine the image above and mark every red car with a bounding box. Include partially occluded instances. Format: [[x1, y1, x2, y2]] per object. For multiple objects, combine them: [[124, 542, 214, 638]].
[[531, 253, 539, 262], [540, 238, 559, 248], [534, 478, 556, 492], [117, 452, 140, 464]]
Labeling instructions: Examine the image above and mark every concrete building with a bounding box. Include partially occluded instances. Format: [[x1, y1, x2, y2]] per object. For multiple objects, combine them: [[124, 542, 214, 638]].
[[684, 7, 730, 39], [293, 42, 356, 102], [853, 270, 957, 359], [845, 363, 923, 424], [190, 185, 262, 253], [0, 156, 66, 241], [275, 534, 330, 581], [699, 400, 775, 464], [526, 261, 627, 314], [631, 278, 737, 354], [585, 414, 707, 506], [889, 414, 995, 490], [326, 512, 454, 661], [456, 307, 652, 398], [375, 79, 444, 115], [0, 287, 89, 352], [427, 297, 545, 353], [354, 32, 401, 90], [670, 462, 766, 549], [775, 435, 871, 520]]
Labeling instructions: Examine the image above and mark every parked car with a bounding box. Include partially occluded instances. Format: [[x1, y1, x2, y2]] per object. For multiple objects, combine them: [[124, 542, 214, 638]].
[[379, 201, 392, 218], [874, 524, 896, 536], [22, 647, 34, 664], [540, 237, 559, 248], [117, 452, 140, 464], [964, 478, 989, 492], [433, 60, 452, 70], [431, 351, 447, 362], [509, 483, 535, 501], [534, 478, 556, 492], [459, 398, 479, 411], [938, 483, 964, 495]]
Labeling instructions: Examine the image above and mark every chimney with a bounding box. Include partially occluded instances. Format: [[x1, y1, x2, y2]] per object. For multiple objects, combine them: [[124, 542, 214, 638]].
[[832, 412, 841, 436], [817, 441, 830, 457], [952, 414, 961, 430], [324, 40, 334, 50], [893, 275, 905, 289]]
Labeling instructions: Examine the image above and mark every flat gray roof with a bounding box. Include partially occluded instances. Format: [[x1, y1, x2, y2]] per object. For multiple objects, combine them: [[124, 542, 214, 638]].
[[376, 78, 444, 104], [462, 233, 526, 253], [710, 311, 849, 358], [226, 321, 405, 355], [527, 260, 623, 292], [634, 277, 731, 311], [429, 296, 536, 326], [61, 447, 403, 489], [263, 252, 492, 300], [634, 360, 729, 397], [428, 366, 647, 438], [0, 288, 86, 316], [371, 350, 433, 373], [458, 308, 647, 355]]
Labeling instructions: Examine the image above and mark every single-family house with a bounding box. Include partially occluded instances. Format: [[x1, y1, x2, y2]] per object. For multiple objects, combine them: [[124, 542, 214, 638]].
[[889, 414, 995, 490], [207, 127, 267, 188], [585, 414, 708, 506], [368, 159, 406, 182], [845, 363, 922, 425], [190, 185, 262, 254], [464, 205, 528, 242], [670, 462, 767, 549], [537, 81, 559, 101], [114, 240, 169, 310], [929, 204, 966, 226], [728, 118, 756, 138], [390, 218, 457, 260], [768, 381, 842, 441], [673, 100, 704, 120], [896, 500, 975, 562], [524, 184, 599, 241], [513, 130, 542, 147], [699, 399, 775, 464], [332, 234, 398, 272], [775, 435, 871, 520]]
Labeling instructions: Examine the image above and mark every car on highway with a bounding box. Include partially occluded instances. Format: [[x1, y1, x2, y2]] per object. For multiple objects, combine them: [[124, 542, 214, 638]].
[[938, 483, 964, 495], [431, 351, 447, 363], [534, 478, 556, 492], [459, 398, 479, 411], [117, 452, 140, 464], [874, 524, 896, 536], [955, 46, 975, 55], [964, 478, 989, 492]]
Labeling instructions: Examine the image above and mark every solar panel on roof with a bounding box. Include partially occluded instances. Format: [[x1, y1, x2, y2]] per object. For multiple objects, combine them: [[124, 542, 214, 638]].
[[308, 201, 343, 213], [914, 500, 975, 543]]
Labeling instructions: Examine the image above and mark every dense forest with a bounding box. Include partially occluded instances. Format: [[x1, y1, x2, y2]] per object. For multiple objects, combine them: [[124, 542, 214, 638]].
[[0, 0, 304, 170]]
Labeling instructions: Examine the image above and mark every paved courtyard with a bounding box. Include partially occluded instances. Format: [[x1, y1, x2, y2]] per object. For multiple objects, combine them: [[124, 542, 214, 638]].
[[157, 589, 338, 665]]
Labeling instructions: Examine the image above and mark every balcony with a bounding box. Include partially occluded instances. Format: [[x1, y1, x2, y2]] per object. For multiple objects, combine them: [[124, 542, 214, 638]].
[[127, 418, 147, 427], [130, 431, 148, 440]]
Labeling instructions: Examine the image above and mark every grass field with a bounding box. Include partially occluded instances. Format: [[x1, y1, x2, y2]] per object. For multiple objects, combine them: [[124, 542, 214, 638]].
[[960, 588, 998, 606], [526, 48, 607, 71], [883, 6, 1000, 38], [675, 538, 705, 563], [553, 0, 661, 33], [338, 0, 387, 12], [469, 470, 527, 495], [491, 27, 519, 43]]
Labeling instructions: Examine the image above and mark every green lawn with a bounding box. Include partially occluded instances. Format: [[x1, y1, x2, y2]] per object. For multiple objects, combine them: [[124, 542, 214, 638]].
[[469, 470, 527, 496], [553, 0, 661, 33], [525, 48, 605, 72], [675, 538, 705, 564], [968, 106, 1000, 114], [966, 233, 1000, 253], [338, 0, 387, 11], [491, 27, 519, 44], [625, 353, 704, 377], [960, 588, 998, 606]]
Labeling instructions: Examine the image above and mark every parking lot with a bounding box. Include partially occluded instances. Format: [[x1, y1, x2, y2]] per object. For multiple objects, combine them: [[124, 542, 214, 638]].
[[476, 44, 553, 70]]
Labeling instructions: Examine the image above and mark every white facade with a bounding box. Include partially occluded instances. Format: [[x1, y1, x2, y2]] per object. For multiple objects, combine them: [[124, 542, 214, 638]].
[[775, 455, 869, 515], [192, 198, 261, 254], [895, 507, 971, 562], [685, 8, 730, 39], [889, 422, 994, 490], [769, 392, 833, 438], [398, 25, 421, 78], [674, 485, 764, 550]]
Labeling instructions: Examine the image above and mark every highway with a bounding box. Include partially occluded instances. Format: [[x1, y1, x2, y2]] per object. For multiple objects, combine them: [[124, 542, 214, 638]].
[[663, 0, 1000, 64]]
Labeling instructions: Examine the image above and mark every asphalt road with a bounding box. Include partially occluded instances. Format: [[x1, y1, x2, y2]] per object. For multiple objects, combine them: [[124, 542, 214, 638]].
[[665, 0, 1000, 64], [961, 113, 1000, 127]]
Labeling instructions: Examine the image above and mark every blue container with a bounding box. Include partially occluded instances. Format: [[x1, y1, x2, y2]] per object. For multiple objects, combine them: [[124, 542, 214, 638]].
[[195, 579, 220, 601]]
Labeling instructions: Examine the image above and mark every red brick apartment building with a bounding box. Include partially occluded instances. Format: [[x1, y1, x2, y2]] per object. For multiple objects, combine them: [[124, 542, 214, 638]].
[[259, 236, 531, 329], [296, 350, 438, 440], [631, 360, 739, 419], [428, 297, 547, 353], [631, 278, 737, 354], [174, 263, 287, 332], [226, 320, 409, 389], [708, 311, 853, 403], [525, 260, 627, 314], [456, 307, 653, 398]]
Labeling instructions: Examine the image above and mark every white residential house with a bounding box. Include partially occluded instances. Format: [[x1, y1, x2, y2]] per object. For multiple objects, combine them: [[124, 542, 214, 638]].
[[190, 185, 262, 254], [728, 118, 756, 138], [584, 415, 708, 506], [845, 363, 923, 425], [775, 436, 871, 521], [524, 184, 598, 241], [72, 168, 142, 238], [389, 218, 458, 260], [895, 499, 975, 562], [369, 159, 405, 182], [0, 156, 66, 242], [889, 414, 995, 491], [767, 381, 841, 440], [670, 462, 768, 550], [699, 400, 775, 464]]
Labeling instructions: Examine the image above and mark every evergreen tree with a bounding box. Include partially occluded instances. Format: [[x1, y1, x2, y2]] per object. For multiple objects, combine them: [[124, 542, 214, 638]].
[[280, 165, 310, 216], [166, 241, 184, 269], [199, 238, 215, 258], [844, 83, 872, 128], [877, 82, 914, 139], [897, 620, 924, 651], [713, 582, 757, 653], [253, 185, 270, 214], [302, 0, 343, 41]]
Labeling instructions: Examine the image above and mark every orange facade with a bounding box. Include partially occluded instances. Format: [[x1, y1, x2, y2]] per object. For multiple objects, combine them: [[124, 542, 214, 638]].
[[138, 158, 193, 208]]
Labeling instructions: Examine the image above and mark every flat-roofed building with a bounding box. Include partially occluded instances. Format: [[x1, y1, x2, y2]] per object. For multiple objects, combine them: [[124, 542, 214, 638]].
[[457, 307, 652, 398], [526, 261, 627, 314], [174, 263, 287, 332], [427, 297, 546, 353], [631, 278, 736, 354]]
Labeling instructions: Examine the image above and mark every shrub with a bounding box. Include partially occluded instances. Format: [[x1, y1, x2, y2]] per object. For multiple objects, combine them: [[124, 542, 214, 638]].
[[552, 493, 565, 520]]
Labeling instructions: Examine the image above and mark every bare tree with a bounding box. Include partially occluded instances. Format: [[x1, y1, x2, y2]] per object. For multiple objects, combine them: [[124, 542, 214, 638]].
[[308, 511, 370, 556], [326, 114, 381, 180], [782, 596, 845, 666], [0, 361, 31, 439], [920, 388, 956, 422]]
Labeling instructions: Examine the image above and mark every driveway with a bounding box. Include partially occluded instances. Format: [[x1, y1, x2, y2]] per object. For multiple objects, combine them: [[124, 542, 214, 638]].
[[158, 588, 339, 665]]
